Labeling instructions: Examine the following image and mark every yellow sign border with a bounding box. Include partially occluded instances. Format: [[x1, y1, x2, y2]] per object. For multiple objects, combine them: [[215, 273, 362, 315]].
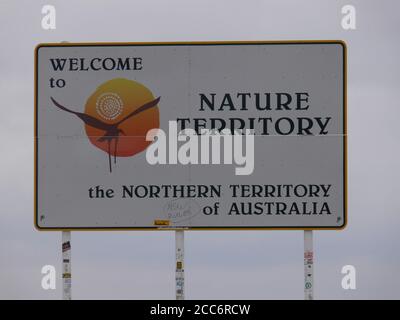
[[34, 40, 347, 231]]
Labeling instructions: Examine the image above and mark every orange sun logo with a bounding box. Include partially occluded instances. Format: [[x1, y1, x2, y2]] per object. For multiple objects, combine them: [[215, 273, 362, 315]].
[[51, 78, 160, 172]]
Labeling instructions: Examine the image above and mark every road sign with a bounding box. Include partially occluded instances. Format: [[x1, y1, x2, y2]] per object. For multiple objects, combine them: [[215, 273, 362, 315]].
[[35, 41, 347, 230]]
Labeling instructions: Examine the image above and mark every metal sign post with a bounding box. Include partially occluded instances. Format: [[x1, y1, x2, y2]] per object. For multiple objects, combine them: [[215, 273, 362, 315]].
[[175, 230, 185, 300], [60, 40, 72, 301], [304, 230, 313, 300], [62, 231, 72, 300]]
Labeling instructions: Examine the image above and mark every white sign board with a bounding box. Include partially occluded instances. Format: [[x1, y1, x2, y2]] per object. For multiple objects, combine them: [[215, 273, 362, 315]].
[[35, 41, 347, 230]]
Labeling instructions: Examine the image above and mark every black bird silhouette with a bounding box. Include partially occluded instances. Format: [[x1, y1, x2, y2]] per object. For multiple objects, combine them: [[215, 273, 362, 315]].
[[50, 96, 160, 172]]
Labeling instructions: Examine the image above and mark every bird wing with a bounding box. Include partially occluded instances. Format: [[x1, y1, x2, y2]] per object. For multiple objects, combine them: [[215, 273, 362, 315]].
[[50, 97, 112, 131], [116, 97, 160, 126]]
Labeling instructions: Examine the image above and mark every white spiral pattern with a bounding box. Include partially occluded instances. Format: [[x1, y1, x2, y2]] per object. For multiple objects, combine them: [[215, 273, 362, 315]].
[[95, 92, 124, 120]]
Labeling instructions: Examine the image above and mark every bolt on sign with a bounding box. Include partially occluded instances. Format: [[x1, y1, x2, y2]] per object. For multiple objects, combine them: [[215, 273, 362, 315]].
[[34, 41, 347, 230]]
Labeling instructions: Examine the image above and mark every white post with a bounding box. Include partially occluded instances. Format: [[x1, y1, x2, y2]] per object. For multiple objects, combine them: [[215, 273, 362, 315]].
[[304, 230, 313, 300], [175, 230, 185, 300], [62, 231, 72, 300], [59, 40, 72, 301]]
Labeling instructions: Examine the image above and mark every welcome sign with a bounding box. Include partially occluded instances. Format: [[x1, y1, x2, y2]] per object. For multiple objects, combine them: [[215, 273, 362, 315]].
[[34, 41, 347, 230]]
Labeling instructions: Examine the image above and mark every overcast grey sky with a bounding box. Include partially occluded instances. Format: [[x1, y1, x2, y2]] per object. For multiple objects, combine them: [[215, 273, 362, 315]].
[[0, 0, 399, 299]]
